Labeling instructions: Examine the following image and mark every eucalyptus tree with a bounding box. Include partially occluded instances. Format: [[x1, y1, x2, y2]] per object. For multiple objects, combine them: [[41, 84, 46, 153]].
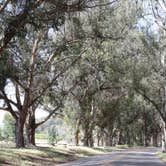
[[0, 18, 87, 148], [0, 0, 120, 55], [0, 0, 124, 148], [120, 26, 166, 150], [117, 93, 161, 146], [156, 0, 166, 152], [95, 90, 125, 146], [62, 0, 143, 147], [93, 52, 161, 147], [23, 0, 125, 146], [0, 0, 148, 148], [25, 84, 66, 146]]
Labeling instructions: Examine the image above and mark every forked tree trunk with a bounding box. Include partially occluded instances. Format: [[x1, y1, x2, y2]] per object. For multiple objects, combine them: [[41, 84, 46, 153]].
[[26, 110, 36, 146], [15, 118, 25, 148]]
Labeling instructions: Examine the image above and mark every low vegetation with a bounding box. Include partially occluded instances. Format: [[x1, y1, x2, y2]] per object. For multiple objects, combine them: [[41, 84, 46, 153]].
[[156, 152, 166, 162], [0, 143, 113, 166]]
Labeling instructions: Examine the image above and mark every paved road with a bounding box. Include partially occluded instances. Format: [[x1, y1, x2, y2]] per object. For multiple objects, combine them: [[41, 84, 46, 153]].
[[58, 147, 166, 166]]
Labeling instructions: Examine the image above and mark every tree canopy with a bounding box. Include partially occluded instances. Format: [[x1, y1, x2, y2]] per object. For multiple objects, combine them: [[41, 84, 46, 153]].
[[1, 0, 166, 154]]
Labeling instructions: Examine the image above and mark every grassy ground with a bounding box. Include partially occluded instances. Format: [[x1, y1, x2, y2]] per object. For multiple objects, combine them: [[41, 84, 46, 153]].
[[156, 152, 166, 162], [0, 142, 113, 166]]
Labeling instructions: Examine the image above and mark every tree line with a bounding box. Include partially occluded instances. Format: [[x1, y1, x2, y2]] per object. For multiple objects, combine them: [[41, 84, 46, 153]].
[[0, 0, 166, 153]]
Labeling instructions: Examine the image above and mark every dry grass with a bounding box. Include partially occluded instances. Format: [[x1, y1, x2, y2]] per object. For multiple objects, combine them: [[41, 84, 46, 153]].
[[156, 152, 166, 162], [0, 142, 112, 166], [0, 146, 74, 166]]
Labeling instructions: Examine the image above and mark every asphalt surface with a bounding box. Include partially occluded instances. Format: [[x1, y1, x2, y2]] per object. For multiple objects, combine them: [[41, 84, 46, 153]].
[[58, 147, 166, 166]]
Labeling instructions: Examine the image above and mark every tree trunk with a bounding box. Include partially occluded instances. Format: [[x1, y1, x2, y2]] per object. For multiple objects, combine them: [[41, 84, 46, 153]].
[[83, 127, 93, 147], [126, 129, 131, 145], [80, 99, 94, 147], [101, 137, 104, 146], [97, 136, 100, 146], [89, 131, 93, 147], [162, 122, 166, 152], [152, 133, 158, 147], [26, 125, 36, 146], [75, 119, 80, 146], [105, 133, 113, 146], [26, 110, 36, 146], [75, 129, 79, 146], [97, 131, 101, 146], [83, 127, 89, 146], [144, 132, 149, 147], [117, 130, 123, 145], [15, 119, 25, 148]]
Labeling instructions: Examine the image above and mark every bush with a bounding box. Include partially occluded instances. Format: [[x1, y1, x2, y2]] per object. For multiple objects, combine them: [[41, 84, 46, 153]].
[[35, 133, 47, 139], [0, 127, 4, 141], [48, 126, 59, 146], [2, 113, 15, 141]]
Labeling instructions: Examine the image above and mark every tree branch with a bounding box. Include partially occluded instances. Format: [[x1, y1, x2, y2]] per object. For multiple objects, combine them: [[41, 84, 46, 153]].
[[135, 88, 166, 121], [0, 0, 44, 56], [1, 90, 18, 120], [13, 81, 22, 109], [30, 50, 85, 107], [86, 0, 119, 9], [0, 0, 10, 13], [0, 107, 9, 112], [35, 105, 62, 128]]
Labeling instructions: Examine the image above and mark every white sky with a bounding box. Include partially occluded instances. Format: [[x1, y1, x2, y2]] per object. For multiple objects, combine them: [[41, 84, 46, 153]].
[[0, 81, 48, 126], [0, 110, 48, 126]]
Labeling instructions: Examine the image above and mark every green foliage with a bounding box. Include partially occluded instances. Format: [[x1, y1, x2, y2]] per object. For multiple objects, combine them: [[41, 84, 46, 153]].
[[48, 126, 59, 145], [35, 133, 47, 139], [2, 114, 15, 141], [0, 52, 10, 90], [0, 128, 4, 141], [0, 0, 164, 149]]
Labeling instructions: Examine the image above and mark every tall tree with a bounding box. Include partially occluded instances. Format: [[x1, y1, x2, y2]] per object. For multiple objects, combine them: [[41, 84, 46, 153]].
[[0, 0, 119, 55]]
